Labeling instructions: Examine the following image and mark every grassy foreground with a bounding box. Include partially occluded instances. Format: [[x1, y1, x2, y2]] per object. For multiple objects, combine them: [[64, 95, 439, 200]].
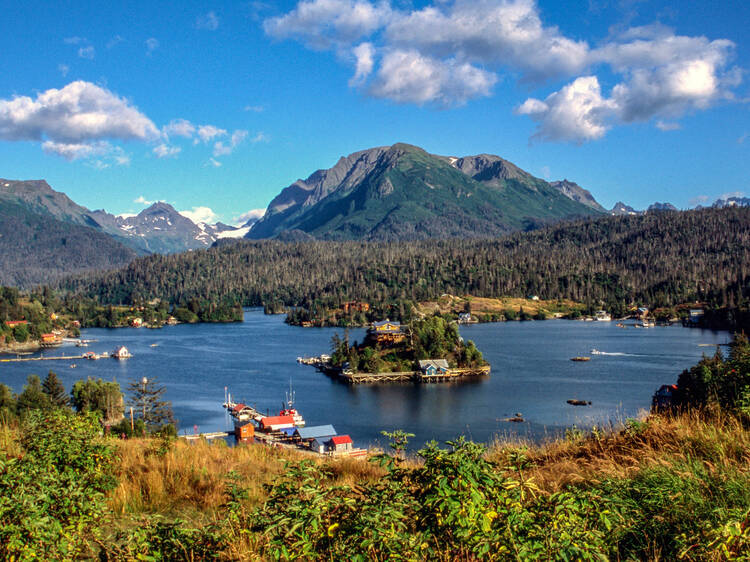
[[1, 409, 749, 560]]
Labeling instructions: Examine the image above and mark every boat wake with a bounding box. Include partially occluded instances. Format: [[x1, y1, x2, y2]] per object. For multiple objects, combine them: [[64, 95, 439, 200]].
[[590, 349, 640, 357]]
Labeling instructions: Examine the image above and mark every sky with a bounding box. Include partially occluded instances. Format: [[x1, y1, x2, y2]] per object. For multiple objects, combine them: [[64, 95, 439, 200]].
[[0, 0, 748, 224]]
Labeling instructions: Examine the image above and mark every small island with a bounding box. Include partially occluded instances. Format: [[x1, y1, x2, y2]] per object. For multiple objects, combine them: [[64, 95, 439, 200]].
[[304, 314, 490, 384]]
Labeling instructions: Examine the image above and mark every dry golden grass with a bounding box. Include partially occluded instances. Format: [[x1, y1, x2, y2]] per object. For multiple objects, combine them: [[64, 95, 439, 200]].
[[418, 294, 584, 318], [110, 437, 386, 521], [488, 412, 750, 493]]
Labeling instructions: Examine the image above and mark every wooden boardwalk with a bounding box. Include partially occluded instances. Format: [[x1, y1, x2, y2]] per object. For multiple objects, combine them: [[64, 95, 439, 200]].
[[180, 432, 230, 441], [0, 354, 87, 363]]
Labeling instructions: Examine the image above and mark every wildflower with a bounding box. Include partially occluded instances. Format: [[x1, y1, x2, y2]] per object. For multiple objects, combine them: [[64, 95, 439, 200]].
[[327, 523, 339, 537], [485, 511, 498, 521]]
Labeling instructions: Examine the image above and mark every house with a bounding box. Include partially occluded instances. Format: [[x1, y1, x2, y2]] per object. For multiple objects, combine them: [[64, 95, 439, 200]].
[[652, 384, 678, 411], [71, 320, 81, 328], [130, 317, 143, 328], [327, 435, 353, 454], [4, 320, 28, 327], [231, 403, 256, 421], [258, 415, 295, 432], [310, 434, 339, 453], [40, 333, 63, 348], [458, 312, 473, 324], [528, 295, 540, 301], [235, 421, 255, 442], [636, 307, 649, 319], [294, 424, 337, 441], [111, 346, 132, 359], [418, 359, 450, 377], [688, 309, 704, 324], [367, 320, 406, 344], [166, 316, 178, 325]]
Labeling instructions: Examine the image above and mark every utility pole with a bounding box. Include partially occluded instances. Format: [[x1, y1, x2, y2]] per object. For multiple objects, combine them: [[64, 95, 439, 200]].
[[130, 407, 134, 431], [142, 377, 148, 422]]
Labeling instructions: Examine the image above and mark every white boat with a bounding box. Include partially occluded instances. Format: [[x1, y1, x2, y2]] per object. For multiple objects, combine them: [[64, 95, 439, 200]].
[[590, 349, 603, 355], [595, 311, 612, 321], [279, 381, 306, 427]]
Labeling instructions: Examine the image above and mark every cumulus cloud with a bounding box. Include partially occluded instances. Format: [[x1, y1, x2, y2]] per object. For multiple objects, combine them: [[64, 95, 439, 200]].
[[370, 49, 496, 106], [207, 157, 222, 167], [234, 208, 266, 225], [163, 118, 196, 138], [349, 42, 375, 86], [265, 0, 743, 141], [153, 143, 182, 158], [78, 45, 95, 59], [0, 81, 159, 144], [517, 76, 615, 143], [196, 11, 219, 30], [134, 195, 156, 205], [180, 206, 219, 224], [264, 0, 391, 48], [42, 140, 111, 160], [196, 124, 227, 143]]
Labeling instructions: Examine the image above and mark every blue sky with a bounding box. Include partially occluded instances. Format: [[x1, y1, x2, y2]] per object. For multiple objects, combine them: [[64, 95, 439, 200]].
[[0, 0, 748, 224]]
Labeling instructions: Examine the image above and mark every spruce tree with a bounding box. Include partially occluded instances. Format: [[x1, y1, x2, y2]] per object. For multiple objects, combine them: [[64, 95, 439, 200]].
[[16, 375, 51, 414], [42, 370, 70, 408], [128, 377, 175, 431]]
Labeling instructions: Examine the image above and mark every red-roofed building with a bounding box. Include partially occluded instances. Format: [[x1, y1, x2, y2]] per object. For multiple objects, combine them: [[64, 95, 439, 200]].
[[327, 435, 353, 453], [259, 415, 295, 432], [4, 320, 28, 327]]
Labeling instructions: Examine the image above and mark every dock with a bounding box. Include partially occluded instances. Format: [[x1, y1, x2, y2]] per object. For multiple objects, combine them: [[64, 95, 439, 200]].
[[1, 354, 88, 363]]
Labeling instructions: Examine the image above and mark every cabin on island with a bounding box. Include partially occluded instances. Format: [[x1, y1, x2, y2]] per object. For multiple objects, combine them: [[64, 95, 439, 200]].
[[259, 415, 295, 432], [130, 317, 143, 328], [652, 384, 678, 411], [636, 307, 649, 319], [419, 359, 450, 377], [327, 435, 353, 454], [343, 301, 370, 314], [40, 333, 63, 347], [166, 316, 178, 325], [367, 320, 406, 344], [111, 346, 131, 359]]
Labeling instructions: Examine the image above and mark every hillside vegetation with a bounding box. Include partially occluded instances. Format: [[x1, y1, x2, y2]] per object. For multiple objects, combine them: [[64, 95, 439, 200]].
[[61, 207, 750, 325], [1, 335, 749, 559]]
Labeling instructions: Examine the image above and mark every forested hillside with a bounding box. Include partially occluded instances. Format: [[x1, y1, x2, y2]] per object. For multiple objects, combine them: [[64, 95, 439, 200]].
[[60, 207, 750, 317], [0, 201, 137, 287]]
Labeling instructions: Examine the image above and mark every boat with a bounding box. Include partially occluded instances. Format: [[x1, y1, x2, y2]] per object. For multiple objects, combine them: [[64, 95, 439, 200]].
[[594, 311, 612, 321], [567, 399, 591, 406], [570, 356, 590, 362], [590, 349, 603, 355], [279, 380, 306, 427], [111, 346, 132, 359], [150, 343, 159, 347]]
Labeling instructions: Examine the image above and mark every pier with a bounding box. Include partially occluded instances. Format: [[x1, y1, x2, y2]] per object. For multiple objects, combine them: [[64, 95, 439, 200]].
[[339, 366, 491, 384], [180, 432, 230, 441], [1, 354, 88, 363]]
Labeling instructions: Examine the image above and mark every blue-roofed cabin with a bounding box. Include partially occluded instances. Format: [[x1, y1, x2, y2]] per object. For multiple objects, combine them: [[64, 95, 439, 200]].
[[418, 359, 450, 376]]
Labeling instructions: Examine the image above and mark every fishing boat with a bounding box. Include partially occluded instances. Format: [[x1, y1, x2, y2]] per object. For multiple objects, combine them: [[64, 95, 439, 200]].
[[570, 356, 591, 362], [590, 349, 603, 355], [567, 399, 591, 406], [279, 381, 306, 427]]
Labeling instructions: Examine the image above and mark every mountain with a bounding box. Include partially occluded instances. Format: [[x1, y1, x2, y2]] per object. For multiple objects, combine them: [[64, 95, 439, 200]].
[[247, 144, 602, 241], [712, 197, 750, 208], [610, 201, 641, 216], [0, 179, 246, 255], [548, 180, 606, 212], [648, 202, 679, 212], [0, 199, 137, 287]]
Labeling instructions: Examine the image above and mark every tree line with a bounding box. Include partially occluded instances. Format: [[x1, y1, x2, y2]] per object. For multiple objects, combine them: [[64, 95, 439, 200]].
[[56, 208, 750, 327]]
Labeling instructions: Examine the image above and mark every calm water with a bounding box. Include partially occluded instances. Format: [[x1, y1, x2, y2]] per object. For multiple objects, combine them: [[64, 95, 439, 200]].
[[1, 309, 726, 449]]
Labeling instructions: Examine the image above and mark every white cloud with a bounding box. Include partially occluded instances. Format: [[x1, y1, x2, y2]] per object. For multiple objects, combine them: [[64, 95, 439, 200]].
[[134, 195, 156, 205], [250, 131, 269, 143], [244, 104, 265, 112], [718, 191, 745, 201], [196, 124, 227, 143], [153, 143, 182, 158], [213, 129, 249, 157], [64, 36, 86, 45], [196, 11, 220, 30], [234, 208, 266, 225], [145, 37, 159, 55], [656, 120, 681, 131], [0, 81, 160, 146], [739, 132, 748, 144], [349, 42, 375, 86], [180, 206, 219, 224], [371, 49, 496, 106], [517, 76, 615, 143], [689, 195, 709, 206], [78, 45, 95, 59], [264, 0, 391, 48], [207, 157, 222, 167], [540, 165, 551, 180], [58, 64, 69, 77], [42, 140, 110, 160], [265, 0, 743, 141], [163, 118, 196, 138]]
